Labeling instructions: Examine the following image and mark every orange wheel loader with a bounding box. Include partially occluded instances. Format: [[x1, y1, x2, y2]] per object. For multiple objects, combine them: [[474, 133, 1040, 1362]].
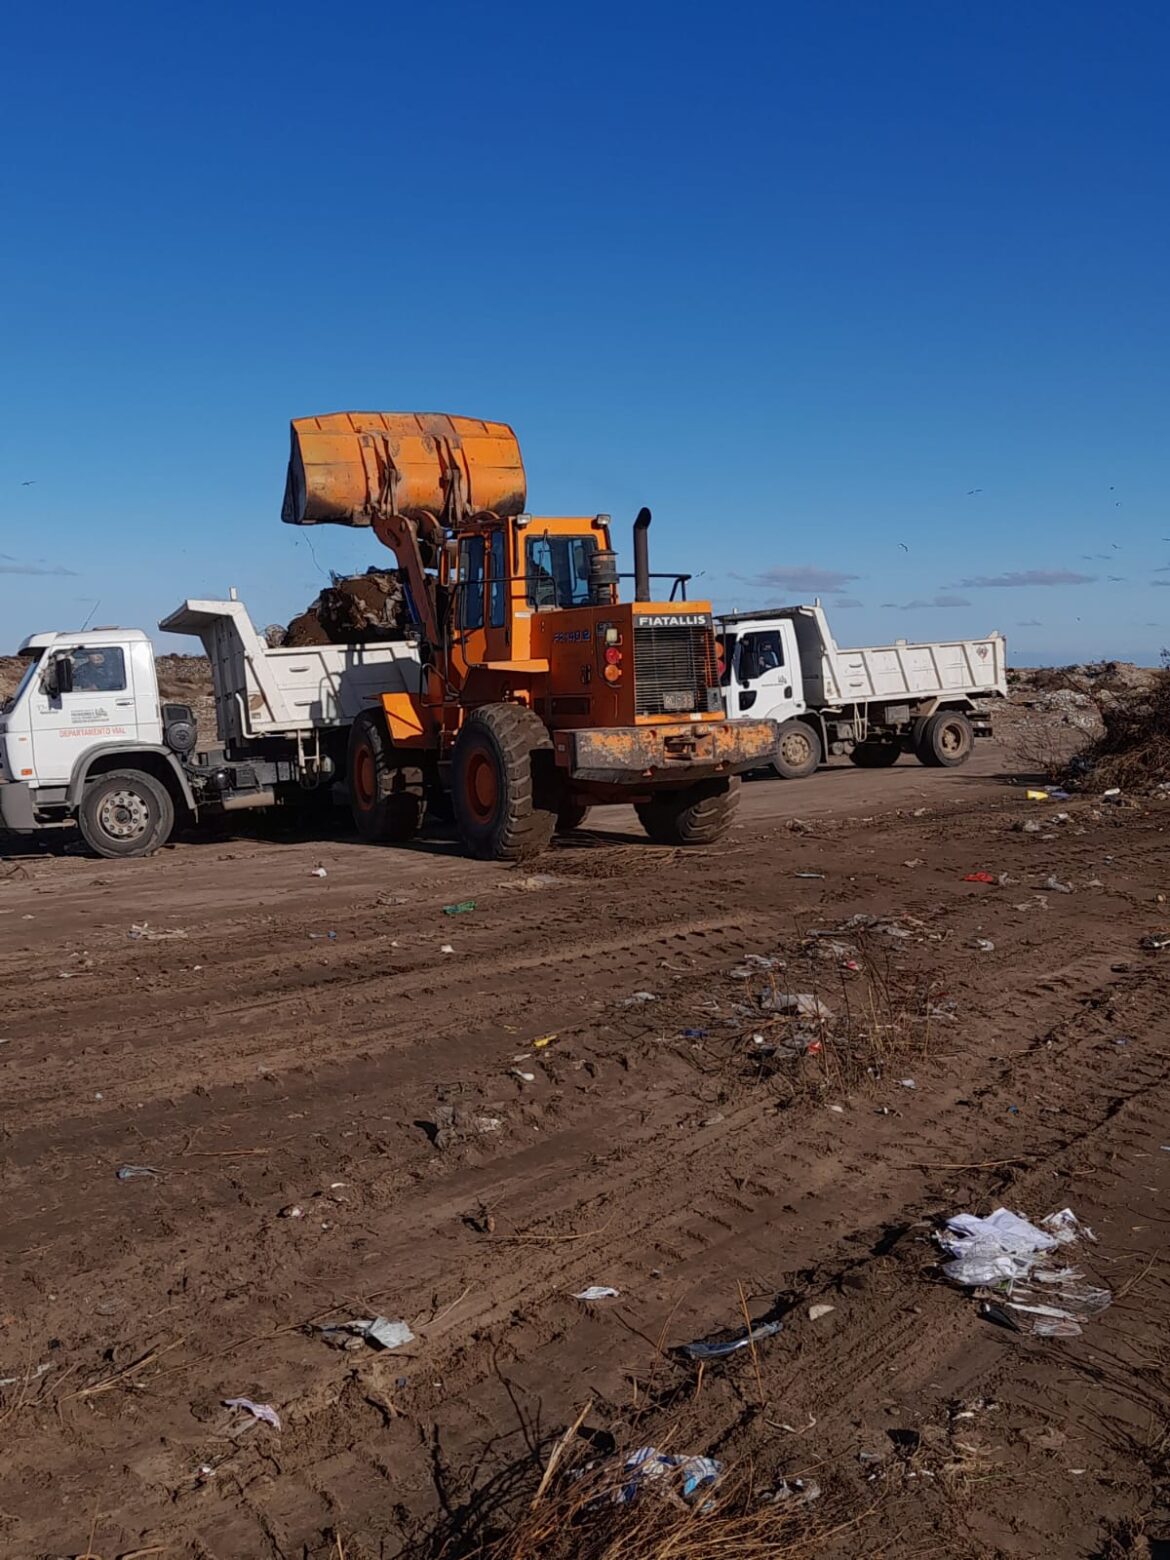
[[282, 412, 778, 860]]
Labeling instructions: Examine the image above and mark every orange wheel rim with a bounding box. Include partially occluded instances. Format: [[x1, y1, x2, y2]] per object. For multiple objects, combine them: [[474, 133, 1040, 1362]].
[[466, 751, 499, 823], [355, 744, 376, 808]]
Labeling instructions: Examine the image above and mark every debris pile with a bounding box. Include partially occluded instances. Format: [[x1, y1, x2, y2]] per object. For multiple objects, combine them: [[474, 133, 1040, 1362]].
[[1066, 662, 1170, 793], [279, 567, 412, 648]]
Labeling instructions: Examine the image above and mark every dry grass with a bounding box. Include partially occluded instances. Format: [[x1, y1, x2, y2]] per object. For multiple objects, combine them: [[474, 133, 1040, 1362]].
[[474, 1457, 848, 1560]]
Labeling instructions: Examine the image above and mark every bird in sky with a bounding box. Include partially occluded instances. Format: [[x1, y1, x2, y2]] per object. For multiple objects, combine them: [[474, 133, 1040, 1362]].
[[966, 488, 982, 495], [1111, 543, 1121, 550], [1107, 575, 1125, 581], [20, 480, 35, 486], [898, 542, 909, 552]]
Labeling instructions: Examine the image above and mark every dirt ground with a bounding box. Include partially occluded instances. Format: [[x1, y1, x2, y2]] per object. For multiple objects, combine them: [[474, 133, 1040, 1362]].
[[2, 743, 1170, 1560]]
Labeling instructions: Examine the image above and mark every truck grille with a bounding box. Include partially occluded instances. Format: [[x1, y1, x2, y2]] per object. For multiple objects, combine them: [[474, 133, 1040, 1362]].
[[633, 621, 718, 717]]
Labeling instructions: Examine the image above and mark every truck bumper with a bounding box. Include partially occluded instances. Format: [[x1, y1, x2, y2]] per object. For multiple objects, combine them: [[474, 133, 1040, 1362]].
[[553, 719, 778, 786], [0, 781, 39, 834]]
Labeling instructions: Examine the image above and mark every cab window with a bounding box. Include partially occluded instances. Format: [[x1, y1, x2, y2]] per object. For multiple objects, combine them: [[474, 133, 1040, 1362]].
[[525, 534, 598, 609], [737, 631, 783, 683], [69, 646, 127, 693], [459, 536, 485, 630], [489, 530, 507, 628]]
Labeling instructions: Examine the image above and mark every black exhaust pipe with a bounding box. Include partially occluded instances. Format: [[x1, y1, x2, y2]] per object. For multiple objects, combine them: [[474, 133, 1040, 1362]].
[[633, 507, 652, 601]]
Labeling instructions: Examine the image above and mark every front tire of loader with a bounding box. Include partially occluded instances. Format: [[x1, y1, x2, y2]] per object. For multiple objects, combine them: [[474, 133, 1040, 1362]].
[[772, 720, 821, 779], [348, 711, 423, 844], [914, 711, 974, 768], [635, 776, 740, 846], [451, 704, 556, 861]]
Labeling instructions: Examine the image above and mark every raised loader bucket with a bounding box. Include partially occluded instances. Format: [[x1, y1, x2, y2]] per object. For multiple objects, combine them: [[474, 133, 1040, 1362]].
[[281, 411, 526, 528]]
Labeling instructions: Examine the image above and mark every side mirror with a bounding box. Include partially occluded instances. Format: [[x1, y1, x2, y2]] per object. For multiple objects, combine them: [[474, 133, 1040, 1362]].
[[42, 654, 73, 698]]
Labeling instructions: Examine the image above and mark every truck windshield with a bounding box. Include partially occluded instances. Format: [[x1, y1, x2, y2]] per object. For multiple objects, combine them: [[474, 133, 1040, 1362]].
[[4, 651, 43, 711], [526, 534, 598, 609]]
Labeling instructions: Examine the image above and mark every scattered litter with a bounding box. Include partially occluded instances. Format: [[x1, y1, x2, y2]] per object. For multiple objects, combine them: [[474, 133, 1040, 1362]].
[[794, 871, 825, 880], [309, 867, 328, 878], [128, 922, 188, 941], [767, 1475, 821, 1504], [1141, 933, 1170, 952], [573, 1286, 620, 1301], [443, 899, 476, 915], [224, 1397, 281, 1430], [278, 1204, 304, 1219], [963, 872, 996, 885], [439, 943, 455, 954], [701, 1112, 725, 1126], [1048, 788, 1071, 800], [472, 1115, 503, 1133], [1016, 819, 1043, 833], [679, 1315, 782, 1360], [622, 991, 657, 1005], [1103, 786, 1121, 798], [808, 1303, 835, 1321], [1044, 875, 1074, 894], [903, 858, 925, 867], [0, 1362, 50, 1388], [680, 1028, 709, 1039], [828, 1103, 845, 1113], [761, 991, 832, 1020], [318, 1317, 415, 1350], [115, 1164, 159, 1180], [730, 954, 780, 978], [511, 1069, 536, 1083], [612, 1446, 724, 1508], [308, 930, 338, 941], [938, 1206, 1110, 1337], [970, 938, 995, 952], [532, 1033, 558, 1049], [1026, 789, 1050, 802], [897, 1078, 917, 1089]]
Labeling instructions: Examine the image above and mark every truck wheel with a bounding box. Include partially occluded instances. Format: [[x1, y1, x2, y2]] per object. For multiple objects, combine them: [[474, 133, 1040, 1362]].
[[452, 704, 556, 861], [635, 777, 739, 846], [556, 803, 592, 833], [78, 770, 174, 859], [348, 711, 422, 843], [772, 720, 821, 779], [850, 741, 901, 768], [915, 711, 974, 768]]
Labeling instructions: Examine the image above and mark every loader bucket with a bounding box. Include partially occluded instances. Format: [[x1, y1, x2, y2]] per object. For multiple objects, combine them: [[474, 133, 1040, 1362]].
[[281, 411, 526, 528]]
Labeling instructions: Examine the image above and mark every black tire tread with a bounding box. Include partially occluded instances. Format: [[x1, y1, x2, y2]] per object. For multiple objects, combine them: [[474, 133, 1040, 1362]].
[[453, 704, 555, 861], [78, 768, 174, 859], [635, 777, 739, 846]]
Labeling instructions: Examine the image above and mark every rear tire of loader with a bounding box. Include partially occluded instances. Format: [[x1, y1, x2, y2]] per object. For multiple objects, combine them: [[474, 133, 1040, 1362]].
[[850, 741, 901, 768], [348, 711, 423, 844], [556, 803, 592, 833], [772, 720, 821, 779], [635, 777, 740, 846], [451, 704, 556, 861], [914, 711, 974, 768]]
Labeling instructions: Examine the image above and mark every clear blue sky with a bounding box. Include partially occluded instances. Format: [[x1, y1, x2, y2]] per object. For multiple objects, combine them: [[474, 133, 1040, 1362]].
[[2, 1, 1167, 665]]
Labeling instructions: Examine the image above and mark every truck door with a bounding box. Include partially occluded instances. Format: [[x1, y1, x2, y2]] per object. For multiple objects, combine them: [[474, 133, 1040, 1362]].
[[728, 627, 802, 725], [31, 644, 138, 783]]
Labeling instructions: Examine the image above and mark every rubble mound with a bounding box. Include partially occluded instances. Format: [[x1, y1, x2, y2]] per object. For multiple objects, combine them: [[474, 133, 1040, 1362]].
[[1069, 664, 1170, 793], [280, 568, 410, 648]]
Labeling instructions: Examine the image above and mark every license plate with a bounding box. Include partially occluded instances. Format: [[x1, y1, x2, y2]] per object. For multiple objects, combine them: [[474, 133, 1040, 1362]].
[[662, 691, 695, 712]]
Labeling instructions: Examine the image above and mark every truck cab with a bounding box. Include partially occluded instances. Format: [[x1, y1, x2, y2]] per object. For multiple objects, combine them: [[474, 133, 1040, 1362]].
[[719, 618, 805, 727], [0, 628, 191, 850]]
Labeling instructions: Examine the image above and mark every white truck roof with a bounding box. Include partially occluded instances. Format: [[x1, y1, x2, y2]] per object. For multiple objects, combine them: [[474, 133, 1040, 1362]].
[[19, 627, 152, 652]]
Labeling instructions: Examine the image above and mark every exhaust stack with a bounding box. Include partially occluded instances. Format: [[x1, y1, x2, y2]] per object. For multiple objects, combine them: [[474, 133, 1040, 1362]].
[[633, 507, 652, 601]]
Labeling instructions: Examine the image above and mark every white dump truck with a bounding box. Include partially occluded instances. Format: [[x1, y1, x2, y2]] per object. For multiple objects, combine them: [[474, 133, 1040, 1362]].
[[0, 593, 421, 857], [718, 603, 1006, 778]]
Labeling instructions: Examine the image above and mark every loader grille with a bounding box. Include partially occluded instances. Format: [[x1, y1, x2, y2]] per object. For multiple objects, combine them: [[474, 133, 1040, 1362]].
[[633, 618, 720, 717]]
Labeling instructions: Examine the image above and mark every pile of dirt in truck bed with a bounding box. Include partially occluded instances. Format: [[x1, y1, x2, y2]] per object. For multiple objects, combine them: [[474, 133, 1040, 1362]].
[[277, 566, 410, 647]]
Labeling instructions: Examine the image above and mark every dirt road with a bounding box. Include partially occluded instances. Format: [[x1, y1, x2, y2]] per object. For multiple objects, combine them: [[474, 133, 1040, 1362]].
[[2, 749, 1168, 1559]]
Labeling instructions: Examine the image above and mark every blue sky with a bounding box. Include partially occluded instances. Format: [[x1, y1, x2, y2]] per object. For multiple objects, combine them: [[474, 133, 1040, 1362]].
[[1, 1, 1167, 665]]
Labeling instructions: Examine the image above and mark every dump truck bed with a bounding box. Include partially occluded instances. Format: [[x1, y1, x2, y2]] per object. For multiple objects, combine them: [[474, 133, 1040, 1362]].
[[720, 603, 1006, 708], [160, 597, 420, 744]]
